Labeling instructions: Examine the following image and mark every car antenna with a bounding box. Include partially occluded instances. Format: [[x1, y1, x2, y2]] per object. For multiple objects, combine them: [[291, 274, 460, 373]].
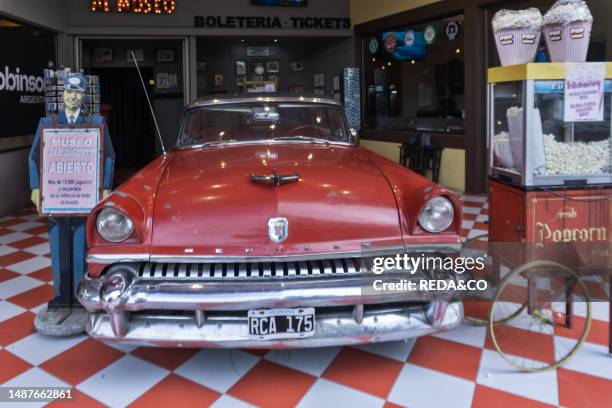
[[130, 50, 167, 156]]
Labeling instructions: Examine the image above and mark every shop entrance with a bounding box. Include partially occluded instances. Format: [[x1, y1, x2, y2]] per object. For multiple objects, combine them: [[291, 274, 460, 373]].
[[88, 67, 155, 172], [79, 38, 186, 184]]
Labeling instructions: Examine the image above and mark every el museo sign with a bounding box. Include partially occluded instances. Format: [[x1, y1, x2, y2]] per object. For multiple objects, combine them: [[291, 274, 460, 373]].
[[90, 0, 176, 14], [40, 127, 103, 215]]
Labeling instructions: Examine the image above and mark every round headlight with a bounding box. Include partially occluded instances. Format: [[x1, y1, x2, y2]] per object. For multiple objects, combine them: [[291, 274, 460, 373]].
[[96, 208, 134, 243], [418, 196, 454, 233]]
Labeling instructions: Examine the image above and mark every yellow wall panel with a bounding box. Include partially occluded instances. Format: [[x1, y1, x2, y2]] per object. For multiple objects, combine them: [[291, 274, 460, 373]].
[[360, 140, 465, 191], [350, 0, 441, 25]]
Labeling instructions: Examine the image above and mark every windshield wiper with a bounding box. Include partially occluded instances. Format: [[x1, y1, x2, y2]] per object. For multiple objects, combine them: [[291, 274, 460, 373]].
[[272, 136, 330, 145]]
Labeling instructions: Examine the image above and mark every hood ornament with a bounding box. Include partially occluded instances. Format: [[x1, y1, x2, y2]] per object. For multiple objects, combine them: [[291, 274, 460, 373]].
[[268, 217, 289, 243], [251, 169, 300, 186]]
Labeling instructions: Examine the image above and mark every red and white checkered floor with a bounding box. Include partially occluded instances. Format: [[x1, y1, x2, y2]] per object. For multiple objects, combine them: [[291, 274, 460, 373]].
[[0, 195, 610, 407]]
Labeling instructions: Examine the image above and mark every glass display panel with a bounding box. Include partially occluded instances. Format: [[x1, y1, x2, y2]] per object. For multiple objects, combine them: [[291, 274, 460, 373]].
[[491, 81, 524, 174], [489, 76, 612, 186], [533, 80, 612, 178]]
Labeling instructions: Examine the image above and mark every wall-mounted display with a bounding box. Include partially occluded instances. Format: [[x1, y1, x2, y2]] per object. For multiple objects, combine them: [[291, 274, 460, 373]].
[[368, 37, 380, 54], [127, 49, 144, 63], [244, 80, 277, 93], [214, 73, 224, 87], [313, 72, 325, 88], [424, 25, 437, 44], [93, 48, 113, 62], [235, 61, 247, 76], [156, 49, 175, 62], [266, 60, 280, 73], [156, 72, 179, 90], [247, 47, 270, 57], [332, 75, 341, 100], [445, 21, 461, 40], [289, 61, 304, 72], [314, 72, 325, 96], [382, 30, 427, 61], [197, 72, 207, 96], [251, 61, 266, 77]]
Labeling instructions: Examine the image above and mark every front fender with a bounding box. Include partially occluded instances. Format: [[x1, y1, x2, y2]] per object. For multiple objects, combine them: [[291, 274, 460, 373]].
[[364, 148, 462, 246]]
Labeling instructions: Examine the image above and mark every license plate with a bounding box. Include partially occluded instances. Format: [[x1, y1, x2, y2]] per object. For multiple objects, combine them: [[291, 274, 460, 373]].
[[248, 308, 315, 340]]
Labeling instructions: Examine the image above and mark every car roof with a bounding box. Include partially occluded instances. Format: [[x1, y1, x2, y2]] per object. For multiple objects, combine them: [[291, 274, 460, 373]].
[[187, 93, 342, 109]]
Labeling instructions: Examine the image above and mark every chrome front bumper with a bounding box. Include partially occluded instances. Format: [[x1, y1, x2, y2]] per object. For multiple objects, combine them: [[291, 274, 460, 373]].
[[76, 265, 463, 348]]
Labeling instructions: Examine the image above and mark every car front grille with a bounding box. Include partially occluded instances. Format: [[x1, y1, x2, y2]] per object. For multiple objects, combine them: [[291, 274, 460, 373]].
[[137, 258, 362, 280]]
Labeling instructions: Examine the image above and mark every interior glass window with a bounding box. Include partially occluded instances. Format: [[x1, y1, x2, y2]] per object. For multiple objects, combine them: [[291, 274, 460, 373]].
[[363, 15, 465, 133]]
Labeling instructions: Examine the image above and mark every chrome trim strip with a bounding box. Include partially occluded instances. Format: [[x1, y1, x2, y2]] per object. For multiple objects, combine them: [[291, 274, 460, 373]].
[[77, 271, 455, 312], [173, 138, 354, 150], [86, 244, 461, 265], [188, 95, 342, 109], [84, 301, 463, 348], [87, 254, 150, 264]]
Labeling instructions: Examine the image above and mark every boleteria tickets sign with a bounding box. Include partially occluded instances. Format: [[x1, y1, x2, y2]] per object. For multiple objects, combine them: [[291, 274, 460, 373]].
[[40, 127, 103, 215]]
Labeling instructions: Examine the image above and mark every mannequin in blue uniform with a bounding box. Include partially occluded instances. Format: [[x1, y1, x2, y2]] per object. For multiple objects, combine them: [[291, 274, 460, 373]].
[[29, 74, 115, 307]]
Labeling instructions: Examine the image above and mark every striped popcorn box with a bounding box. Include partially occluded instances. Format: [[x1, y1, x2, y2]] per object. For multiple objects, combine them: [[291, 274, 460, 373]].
[[543, 20, 592, 62], [494, 27, 541, 66]]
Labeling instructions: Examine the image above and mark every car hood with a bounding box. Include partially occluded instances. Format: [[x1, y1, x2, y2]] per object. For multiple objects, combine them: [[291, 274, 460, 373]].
[[150, 144, 403, 257]]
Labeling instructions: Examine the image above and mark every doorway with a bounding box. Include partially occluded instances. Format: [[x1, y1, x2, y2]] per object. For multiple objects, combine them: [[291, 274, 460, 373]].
[[79, 38, 186, 184], [89, 67, 155, 171]]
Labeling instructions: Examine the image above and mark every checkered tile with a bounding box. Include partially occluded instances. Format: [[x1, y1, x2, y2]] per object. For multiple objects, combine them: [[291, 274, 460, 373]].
[[0, 200, 609, 407]]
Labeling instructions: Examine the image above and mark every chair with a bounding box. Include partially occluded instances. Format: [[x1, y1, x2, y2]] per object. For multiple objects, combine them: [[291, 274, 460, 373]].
[[398, 134, 443, 183]]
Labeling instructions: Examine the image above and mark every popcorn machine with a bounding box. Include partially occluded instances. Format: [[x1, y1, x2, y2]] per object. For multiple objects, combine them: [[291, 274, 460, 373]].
[[486, 63, 612, 355], [488, 63, 612, 187], [482, 3, 611, 371], [487, 62, 612, 250]]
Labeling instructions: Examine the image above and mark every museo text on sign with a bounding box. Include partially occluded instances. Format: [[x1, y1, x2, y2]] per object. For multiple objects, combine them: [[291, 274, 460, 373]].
[[41, 128, 101, 215]]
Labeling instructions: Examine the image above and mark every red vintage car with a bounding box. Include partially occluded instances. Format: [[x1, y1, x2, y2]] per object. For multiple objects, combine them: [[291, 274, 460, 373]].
[[77, 94, 463, 347]]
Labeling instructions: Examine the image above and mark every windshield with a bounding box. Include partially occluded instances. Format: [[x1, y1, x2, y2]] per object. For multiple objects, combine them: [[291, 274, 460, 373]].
[[177, 102, 351, 147]]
